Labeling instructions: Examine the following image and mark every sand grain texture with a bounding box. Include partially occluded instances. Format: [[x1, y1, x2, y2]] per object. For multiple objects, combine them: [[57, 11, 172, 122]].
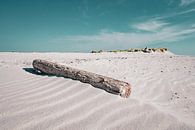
[[0, 52, 195, 130]]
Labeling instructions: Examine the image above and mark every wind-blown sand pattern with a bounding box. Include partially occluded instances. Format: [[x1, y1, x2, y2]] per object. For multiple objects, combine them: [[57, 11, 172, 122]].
[[0, 52, 195, 130]]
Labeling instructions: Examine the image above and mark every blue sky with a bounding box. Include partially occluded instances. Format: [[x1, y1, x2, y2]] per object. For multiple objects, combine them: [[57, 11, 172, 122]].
[[0, 0, 195, 55]]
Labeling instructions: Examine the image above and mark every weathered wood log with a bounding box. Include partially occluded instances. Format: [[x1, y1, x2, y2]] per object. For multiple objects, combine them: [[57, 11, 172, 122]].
[[33, 59, 131, 98]]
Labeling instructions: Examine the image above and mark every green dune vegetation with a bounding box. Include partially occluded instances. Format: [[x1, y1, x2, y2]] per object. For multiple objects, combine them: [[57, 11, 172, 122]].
[[91, 47, 168, 53]]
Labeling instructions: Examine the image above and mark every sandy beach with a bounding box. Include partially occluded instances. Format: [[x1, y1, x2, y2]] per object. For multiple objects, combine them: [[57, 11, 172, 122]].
[[0, 52, 195, 130]]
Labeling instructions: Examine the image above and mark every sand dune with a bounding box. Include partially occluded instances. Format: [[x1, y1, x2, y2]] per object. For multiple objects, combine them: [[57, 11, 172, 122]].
[[0, 52, 195, 130]]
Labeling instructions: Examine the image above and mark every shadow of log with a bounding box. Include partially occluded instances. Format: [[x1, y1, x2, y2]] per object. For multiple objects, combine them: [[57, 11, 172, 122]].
[[23, 68, 55, 77]]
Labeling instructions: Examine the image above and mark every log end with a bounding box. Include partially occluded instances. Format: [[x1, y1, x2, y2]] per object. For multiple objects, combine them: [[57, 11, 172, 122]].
[[33, 59, 42, 69], [120, 83, 131, 98]]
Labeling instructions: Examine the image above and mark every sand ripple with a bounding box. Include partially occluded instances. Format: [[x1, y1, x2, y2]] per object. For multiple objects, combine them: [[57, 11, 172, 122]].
[[1, 53, 195, 130]]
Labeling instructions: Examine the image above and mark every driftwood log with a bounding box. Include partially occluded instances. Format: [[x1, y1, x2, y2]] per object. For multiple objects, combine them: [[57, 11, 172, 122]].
[[33, 59, 131, 98]]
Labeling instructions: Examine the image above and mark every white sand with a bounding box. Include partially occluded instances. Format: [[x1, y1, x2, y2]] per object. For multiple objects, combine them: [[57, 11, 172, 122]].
[[0, 52, 195, 130]]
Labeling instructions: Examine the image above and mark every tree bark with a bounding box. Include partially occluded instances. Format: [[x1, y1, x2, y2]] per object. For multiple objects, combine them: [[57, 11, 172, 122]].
[[33, 59, 131, 98]]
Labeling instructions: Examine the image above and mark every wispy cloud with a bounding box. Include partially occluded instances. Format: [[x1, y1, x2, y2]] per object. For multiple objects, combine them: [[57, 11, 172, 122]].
[[132, 20, 169, 32], [51, 2, 195, 49], [78, 0, 89, 18], [176, 8, 195, 15], [152, 8, 195, 20], [51, 21, 195, 47], [116, 0, 127, 5], [180, 0, 195, 6]]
